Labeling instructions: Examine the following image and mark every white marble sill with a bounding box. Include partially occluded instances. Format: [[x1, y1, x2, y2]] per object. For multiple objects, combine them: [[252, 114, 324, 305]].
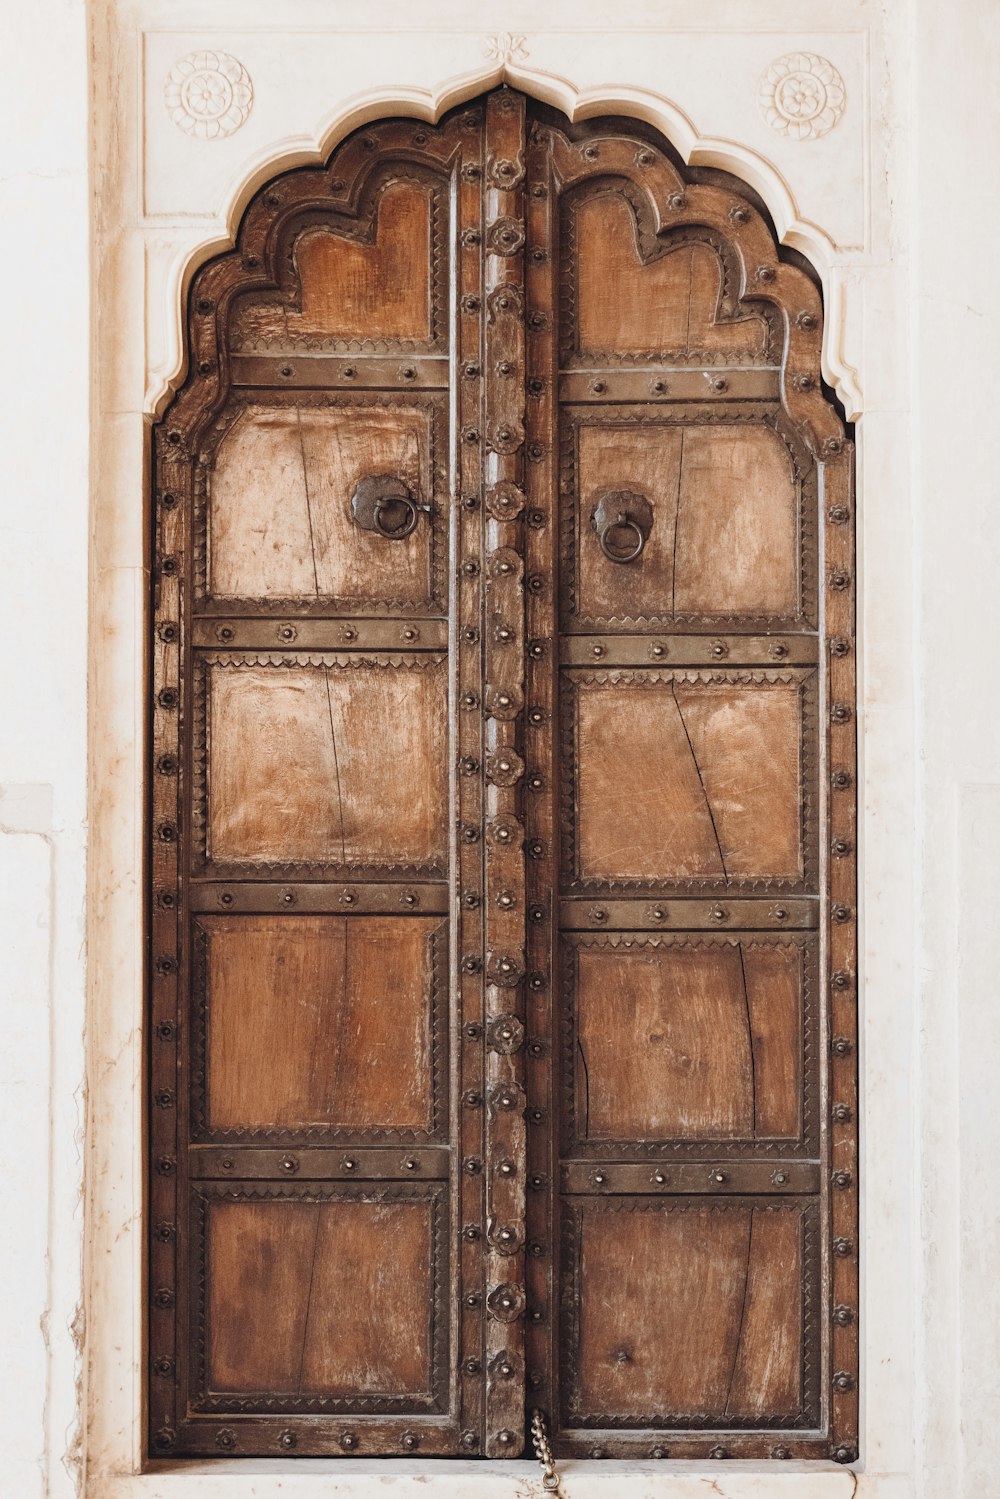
[[124, 1457, 861, 1497]]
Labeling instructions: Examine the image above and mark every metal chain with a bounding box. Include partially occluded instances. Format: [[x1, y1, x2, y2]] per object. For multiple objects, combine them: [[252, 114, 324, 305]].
[[530, 1409, 564, 1493]]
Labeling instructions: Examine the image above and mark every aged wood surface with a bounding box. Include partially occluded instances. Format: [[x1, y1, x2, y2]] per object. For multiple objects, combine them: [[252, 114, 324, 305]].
[[229, 176, 440, 348], [199, 915, 440, 1134], [566, 1199, 807, 1424], [149, 91, 857, 1463], [570, 420, 801, 624], [208, 401, 441, 608], [569, 672, 809, 887], [567, 191, 771, 361], [203, 655, 448, 874], [570, 938, 803, 1143], [204, 1195, 436, 1397]]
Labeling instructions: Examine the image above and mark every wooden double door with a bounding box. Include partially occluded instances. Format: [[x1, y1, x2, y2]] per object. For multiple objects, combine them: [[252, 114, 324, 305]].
[[149, 88, 858, 1463]]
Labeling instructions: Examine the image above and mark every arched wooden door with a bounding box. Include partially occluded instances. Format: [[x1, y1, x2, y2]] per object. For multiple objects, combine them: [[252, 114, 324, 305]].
[[148, 88, 857, 1464]]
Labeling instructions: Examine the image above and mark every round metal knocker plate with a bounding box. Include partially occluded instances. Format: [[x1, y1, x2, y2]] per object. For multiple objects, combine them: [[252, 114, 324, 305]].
[[351, 474, 421, 539]]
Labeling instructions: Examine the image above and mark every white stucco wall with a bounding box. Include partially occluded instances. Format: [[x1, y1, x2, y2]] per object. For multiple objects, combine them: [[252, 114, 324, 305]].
[[0, 3, 90, 1497], [1, 1, 998, 1496]]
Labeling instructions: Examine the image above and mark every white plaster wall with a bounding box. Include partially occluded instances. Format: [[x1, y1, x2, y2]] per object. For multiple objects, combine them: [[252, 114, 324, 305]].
[[1, 1, 998, 1496], [0, 3, 90, 1497]]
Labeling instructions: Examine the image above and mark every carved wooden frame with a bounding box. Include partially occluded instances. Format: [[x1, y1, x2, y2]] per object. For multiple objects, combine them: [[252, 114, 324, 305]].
[[189, 915, 450, 1145], [558, 1195, 822, 1442], [559, 665, 820, 896], [559, 931, 819, 1161], [194, 390, 450, 617]]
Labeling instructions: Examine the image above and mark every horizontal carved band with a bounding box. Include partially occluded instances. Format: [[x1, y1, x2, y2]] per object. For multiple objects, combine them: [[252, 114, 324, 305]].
[[189, 1145, 449, 1180], [192, 618, 448, 651], [230, 355, 450, 390], [560, 1160, 820, 1195], [188, 881, 448, 914], [558, 898, 819, 931], [559, 368, 780, 403], [559, 634, 819, 668]]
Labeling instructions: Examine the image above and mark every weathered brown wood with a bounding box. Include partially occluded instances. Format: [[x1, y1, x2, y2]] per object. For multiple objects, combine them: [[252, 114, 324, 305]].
[[202, 655, 448, 874], [203, 1192, 439, 1397], [480, 87, 529, 1459], [566, 189, 771, 361], [229, 177, 439, 347], [568, 419, 802, 626], [452, 98, 489, 1458], [565, 1199, 808, 1424], [207, 399, 444, 610], [198, 915, 441, 1134], [567, 671, 812, 887], [149, 91, 856, 1465], [570, 938, 803, 1143], [543, 119, 854, 1464]]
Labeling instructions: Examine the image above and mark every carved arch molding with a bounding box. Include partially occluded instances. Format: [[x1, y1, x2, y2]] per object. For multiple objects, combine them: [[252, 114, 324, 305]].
[[149, 88, 857, 1464]]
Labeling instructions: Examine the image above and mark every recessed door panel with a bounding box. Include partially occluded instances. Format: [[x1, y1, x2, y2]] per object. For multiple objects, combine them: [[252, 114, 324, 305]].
[[562, 1198, 816, 1427], [206, 398, 446, 612], [197, 1186, 446, 1407], [562, 188, 772, 363], [228, 174, 445, 350], [564, 934, 810, 1148], [194, 914, 446, 1138], [564, 669, 815, 889], [198, 654, 448, 875], [564, 417, 805, 627]]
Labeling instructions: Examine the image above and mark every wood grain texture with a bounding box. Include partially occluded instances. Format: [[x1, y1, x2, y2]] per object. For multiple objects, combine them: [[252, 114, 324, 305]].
[[570, 673, 805, 886], [572, 940, 801, 1142], [231, 178, 436, 346], [200, 915, 440, 1134], [571, 421, 799, 624], [208, 401, 439, 606], [204, 656, 448, 872], [570, 191, 769, 359], [205, 1195, 435, 1396], [567, 1200, 803, 1422]]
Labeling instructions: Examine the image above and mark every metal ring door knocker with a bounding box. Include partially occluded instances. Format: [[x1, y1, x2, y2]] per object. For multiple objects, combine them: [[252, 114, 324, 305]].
[[351, 474, 424, 540], [591, 489, 653, 564]]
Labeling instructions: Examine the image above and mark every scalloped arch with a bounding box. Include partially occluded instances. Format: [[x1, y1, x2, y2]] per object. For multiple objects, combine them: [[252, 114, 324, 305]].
[[148, 62, 862, 420]]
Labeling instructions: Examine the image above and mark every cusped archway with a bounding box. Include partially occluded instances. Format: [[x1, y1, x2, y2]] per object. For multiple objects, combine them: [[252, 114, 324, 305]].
[[148, 87, 857, 1466]]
